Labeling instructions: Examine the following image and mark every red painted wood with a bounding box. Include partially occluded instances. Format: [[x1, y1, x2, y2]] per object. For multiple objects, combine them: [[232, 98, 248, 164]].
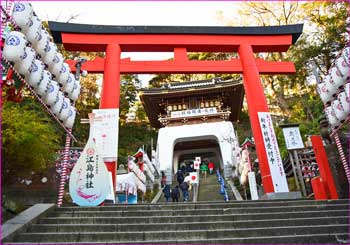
[[311, 135, 339, 199], [99, 43, 121, 193], [100, 43, 121, 109], [174, 47, 188, 61], [311, 176, 329, 200], [61, 33, 292, 52], [238, 43, 274, 193], [67, 58, 295, 74]]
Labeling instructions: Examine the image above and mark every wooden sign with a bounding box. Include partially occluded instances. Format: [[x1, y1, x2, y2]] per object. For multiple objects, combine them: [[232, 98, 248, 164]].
[[282, 126, 304, 150]]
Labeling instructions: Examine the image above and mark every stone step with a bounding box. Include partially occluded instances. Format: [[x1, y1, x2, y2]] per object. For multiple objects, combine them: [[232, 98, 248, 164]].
[[48, 203, 348, 217], [56, 199, 349, 211], [198, 174, 227, 201], [7, 233, 350, 244], [38, 209, 348, 224], [14, 224, 349, 243], [28, 216, 349, 233]]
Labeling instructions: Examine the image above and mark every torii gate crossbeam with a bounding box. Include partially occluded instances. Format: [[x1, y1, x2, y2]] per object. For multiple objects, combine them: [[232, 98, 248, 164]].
[[49, 22, 303, 195]]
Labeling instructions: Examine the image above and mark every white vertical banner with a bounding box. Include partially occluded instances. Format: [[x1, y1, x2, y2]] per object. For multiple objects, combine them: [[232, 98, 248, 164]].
[[258, 112, 289, 192], [92, 109, 119, 160]]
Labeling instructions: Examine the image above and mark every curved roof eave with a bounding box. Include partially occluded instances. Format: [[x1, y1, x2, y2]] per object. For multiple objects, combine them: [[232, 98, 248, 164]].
[[48, 21, 303, 44]]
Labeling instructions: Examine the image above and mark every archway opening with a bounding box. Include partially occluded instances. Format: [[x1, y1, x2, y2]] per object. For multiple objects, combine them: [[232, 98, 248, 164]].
[[173, 137, 222, 175]]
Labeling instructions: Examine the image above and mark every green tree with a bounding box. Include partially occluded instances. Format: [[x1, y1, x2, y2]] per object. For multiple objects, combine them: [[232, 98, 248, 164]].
[[2, 99, 62, 183], [119, 74, 140, 123], [232, 1, 349, 148]]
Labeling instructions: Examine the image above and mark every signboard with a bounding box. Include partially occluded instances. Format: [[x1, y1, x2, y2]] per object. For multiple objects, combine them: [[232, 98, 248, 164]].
[[171, 107, 217, 118], [69, 129, 110, 206], [195, 157, 201, 163], [258, 112, 289, 193], [91, 109, 119, 160], [190, 172, 198, 184], [282, 127, 304, 150], [248, 172, 259, 200]]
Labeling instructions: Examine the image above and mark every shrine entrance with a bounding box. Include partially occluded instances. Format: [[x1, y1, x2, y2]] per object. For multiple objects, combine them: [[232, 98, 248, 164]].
[[49, 21, 303, 194], [174, 138, 222, 174]]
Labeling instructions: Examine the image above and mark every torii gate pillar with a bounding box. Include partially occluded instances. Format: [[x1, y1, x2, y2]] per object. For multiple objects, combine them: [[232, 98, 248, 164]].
[[238, 44, 274, 192], [100, 43, 121, 192]]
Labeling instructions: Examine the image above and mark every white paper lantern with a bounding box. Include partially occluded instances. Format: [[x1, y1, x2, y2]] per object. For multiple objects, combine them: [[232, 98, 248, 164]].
[[39, 29, 51, 44], [35, 71, 51, 96], [24, 16, 42, 44], [34, 32, 50, 57], [62, 73, 75, 95], [12, 2, 33, 31], [57, 63, 71, 86], [342, 47, 350, 65], [42, 42, 58, 67], [324, 106, 340, 128], [324, 73, 339, 97], [64, 106, 77, 129], [44, 80, 60, 105], [331, 99, 347, 122], [317, 81, 333, 105], [58, 97, 71, 121], [335, 56, 350, 79], [13, 46, 35, 77], [3, 31, 27, 62], [330, 65, 346, 89], [51, 91, 64, 115], [49, 53, 64, 78], [26, 58, 45, 87], [338, 91, 349, 115], [345, 82, 350, 99], [70, 81, 81, 102]]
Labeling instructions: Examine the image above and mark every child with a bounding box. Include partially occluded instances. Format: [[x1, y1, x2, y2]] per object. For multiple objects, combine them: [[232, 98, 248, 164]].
[[200, 163, 208, 179]]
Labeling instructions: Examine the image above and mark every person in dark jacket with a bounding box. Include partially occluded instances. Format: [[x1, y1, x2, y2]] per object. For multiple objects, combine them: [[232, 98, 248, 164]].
[[186, 163, 194, 173], [176, 169, 184, 185], [180, 181, 189, 202], [162, 184, 171, 202], [171, 186, 180, 202]]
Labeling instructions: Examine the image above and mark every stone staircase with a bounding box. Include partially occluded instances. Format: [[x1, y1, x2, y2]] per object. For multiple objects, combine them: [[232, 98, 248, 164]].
[[3, 199, 349, 244], [198, 172, 229, 201]]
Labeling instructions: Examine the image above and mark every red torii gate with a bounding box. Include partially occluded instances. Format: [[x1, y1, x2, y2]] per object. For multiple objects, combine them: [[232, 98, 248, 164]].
[[49, 22, 303, 194]]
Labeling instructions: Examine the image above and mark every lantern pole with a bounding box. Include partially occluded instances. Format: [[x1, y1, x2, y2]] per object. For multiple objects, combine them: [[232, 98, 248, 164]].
[[57, 57, 86, 206]]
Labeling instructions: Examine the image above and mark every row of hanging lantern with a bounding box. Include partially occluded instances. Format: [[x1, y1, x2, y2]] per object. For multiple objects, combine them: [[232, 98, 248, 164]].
[[2, 2, 81, 129], [316, 46, 350, 129]]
